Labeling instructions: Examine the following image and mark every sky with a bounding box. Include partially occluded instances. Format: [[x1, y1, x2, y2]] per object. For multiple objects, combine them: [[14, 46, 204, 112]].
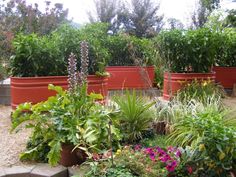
[[27, 0, 236, 26]]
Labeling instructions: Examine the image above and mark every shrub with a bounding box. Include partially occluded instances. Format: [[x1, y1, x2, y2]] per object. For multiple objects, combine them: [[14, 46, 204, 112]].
[[215, 29, 236, 67], [168, 101, 236, 176], [10, 23, 111, 77], [10, 33, 65, 76], [107, 34, 156, 66], [11, 84, 120, 166], [155, 28, 218, 73]]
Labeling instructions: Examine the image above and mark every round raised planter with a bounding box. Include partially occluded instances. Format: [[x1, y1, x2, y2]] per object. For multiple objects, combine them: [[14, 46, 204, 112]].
[[163, 72, 216, 100], [213, 66, 236, 89], [11, 75, 108, 109], [105, 66, 155, 90]]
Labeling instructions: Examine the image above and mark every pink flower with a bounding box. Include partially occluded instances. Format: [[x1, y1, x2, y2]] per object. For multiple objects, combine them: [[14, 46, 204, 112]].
[[134, 144, 141, 151], [166, 161, 177, 172]]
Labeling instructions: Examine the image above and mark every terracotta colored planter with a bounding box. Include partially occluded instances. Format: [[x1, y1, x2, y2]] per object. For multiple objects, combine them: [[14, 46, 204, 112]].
[[60, 144, 87, 167], [163, 72, 215, 100], [213, 66, 236, 89], [105, 66, 155, 90], [11, 75, 108, 109], [153, 121, 166, 135]]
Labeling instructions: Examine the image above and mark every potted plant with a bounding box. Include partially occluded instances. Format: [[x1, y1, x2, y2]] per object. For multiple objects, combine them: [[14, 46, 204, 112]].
[[105, 34, 155, 90], [11, 54, 120, 167], [10, 24, 109, 109], [213, 29, 236, 89], [155, 28, 217, 100]]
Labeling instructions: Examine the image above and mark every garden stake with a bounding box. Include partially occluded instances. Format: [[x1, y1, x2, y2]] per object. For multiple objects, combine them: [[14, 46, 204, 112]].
[[108, 119, 114, 167]]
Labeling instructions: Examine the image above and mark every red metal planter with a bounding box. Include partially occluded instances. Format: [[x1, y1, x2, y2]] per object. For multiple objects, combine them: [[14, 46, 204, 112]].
[[11, 75, 108, 109], [163, 72, 215, 100], [213, 66, 236, 89], [105, 66, 155, 90]]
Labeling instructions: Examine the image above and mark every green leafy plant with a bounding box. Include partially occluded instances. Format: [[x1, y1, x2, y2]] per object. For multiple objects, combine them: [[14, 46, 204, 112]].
[[11, 84, 120, 166], [78, 23, 110, 75], [107, 33, 156, 66], [176, 79, 225, 104], [114, 145, 182, 177], [10, 33, 65, 77], [113, 90, 155, 143], [167, 101, 236, 176], [215, 29, 236, 67], [155, 28, 218, 73]]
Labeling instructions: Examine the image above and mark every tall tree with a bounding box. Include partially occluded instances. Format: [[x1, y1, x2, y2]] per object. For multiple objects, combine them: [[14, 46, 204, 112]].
[[167, 18, 184, 30], [224, 9, 236, 28], [191, 0, 220, 29], [118, 0, 164, 37], [0, 0, 69, 63], [89, 0, 119, 23]]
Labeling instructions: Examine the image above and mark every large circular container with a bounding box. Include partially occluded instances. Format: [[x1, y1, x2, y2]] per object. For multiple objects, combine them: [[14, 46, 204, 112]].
[[213, 66, 236, 89], [163, 72, 216, 100], [11, 75, 108, 109], [105, 66, 155, 90]]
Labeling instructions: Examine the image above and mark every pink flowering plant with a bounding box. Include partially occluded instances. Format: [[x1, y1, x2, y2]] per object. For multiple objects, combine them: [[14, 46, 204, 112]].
[[114, 145, 182, 177]]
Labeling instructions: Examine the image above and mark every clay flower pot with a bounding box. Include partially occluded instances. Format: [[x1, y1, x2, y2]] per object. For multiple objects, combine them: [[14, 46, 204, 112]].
[[60, 144, 87, 167]]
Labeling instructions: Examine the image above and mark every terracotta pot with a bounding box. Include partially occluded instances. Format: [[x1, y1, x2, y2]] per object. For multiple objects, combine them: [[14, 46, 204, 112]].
[[11, 75, 108, 109], [213, 66, 236, 89], [163, 72, 215, 100], [105, 66, 155, 90], [153, 121, 166, 135], [60, 144, 87, 167]]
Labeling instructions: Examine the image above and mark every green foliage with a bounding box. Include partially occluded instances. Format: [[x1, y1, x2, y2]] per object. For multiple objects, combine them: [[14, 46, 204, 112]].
[[118, 0, 164, 37], [11, 84, 120, 166], [78, 23, 110, 74], [176, 79, 225, 104], [85, 164, 135, 177], [113, 90, 155, 143], [224, 9, 236, 28], [105, 166, 135, 177], [140, 135, 170, 148], [10, 23, 111, 76], [155, 28, 219, 73], [107, 34, 156, 66], [167, 101, 236, 176], [215, 29, 236, 67], [114, 145, 181, 176], [10, 33, 65, 76], [0, 0, 69, 70]]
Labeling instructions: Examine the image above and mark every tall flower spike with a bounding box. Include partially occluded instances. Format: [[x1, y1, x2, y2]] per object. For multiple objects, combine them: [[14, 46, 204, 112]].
[[80, 41, 89, 84], [68, 52, 78, 92]]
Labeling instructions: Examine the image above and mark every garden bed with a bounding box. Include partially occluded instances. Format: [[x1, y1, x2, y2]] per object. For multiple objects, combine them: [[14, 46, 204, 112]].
[[1, 96, 236, 167]]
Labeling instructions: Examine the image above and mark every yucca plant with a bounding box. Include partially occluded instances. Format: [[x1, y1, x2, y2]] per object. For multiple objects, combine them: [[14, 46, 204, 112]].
[[113, 90, 155, 143]]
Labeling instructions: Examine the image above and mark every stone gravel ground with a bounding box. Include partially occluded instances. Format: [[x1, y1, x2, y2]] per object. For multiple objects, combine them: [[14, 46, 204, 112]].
[[0, 105, 31, 167], [0, 97, 236, 167]]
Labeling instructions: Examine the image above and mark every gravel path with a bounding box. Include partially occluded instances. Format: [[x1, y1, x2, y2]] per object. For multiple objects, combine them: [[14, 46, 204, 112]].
[[0, 106, 31, 167]]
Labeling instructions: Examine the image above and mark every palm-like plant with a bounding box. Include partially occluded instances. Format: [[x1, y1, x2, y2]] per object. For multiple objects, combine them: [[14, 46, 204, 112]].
[[113, 90, 155, 143]]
